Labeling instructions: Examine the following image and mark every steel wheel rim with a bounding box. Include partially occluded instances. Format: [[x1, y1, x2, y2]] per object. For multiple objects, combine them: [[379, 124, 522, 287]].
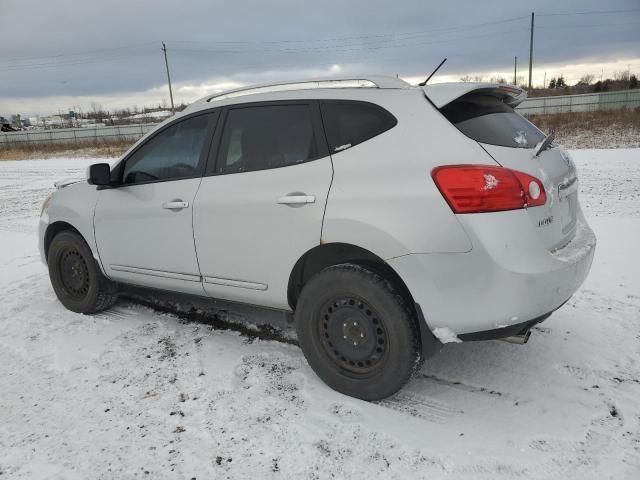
[[318, 296, 388, 374], [58, 247, 90, 299]]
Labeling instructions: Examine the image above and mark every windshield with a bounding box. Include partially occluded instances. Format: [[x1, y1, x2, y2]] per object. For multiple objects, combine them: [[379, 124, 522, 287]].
[[440, 93, 545, 148]]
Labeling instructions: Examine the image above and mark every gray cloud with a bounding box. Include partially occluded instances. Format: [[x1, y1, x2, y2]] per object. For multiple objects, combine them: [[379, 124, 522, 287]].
[[1, 0, 639, 114]]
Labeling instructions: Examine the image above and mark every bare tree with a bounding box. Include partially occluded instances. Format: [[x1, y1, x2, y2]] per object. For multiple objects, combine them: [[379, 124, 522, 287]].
[[579, 74, 595, 85], [614, 70, 630, 82], [489, 76, 507, 84], [90, 101, 103, 115]]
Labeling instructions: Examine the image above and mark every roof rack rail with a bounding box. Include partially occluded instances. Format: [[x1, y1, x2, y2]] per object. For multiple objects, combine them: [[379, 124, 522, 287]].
[[205, 76, 408, 102]]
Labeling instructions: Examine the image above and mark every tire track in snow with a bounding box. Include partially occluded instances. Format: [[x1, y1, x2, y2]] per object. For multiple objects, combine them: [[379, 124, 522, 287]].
[[377, 391, 462, 423], [416, 373, 521, 402]]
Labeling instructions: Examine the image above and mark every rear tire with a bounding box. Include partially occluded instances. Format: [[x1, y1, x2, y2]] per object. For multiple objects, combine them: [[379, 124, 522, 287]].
[[47, 230, 118, 314], [295, 264, 420, 401]]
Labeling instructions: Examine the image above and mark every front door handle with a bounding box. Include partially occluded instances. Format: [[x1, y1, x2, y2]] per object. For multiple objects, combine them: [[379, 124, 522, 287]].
[[276, 194, 316, 206], [162, 200, 189, 210]]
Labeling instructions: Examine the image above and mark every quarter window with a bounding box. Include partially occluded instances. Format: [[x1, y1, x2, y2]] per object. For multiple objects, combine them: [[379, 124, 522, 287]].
[[320, 101, 397, 153], [217, 104, 318, 174], [122, 113, 215, 184]]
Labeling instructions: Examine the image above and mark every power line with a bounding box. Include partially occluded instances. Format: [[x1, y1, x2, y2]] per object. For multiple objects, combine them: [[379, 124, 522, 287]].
[[1, 9, 637, 65], [0, 42, 157, 65], [0, 25, 526, 72], [2, 9, 636, 71], [537, 8, 640, 17], [1, 9, 636, 81], [0, 15, 530, 69], [170, 28, 525, 56], [536, 21, 640, 29], [0, 51, 149, 71], [168, 15, 529, 46]]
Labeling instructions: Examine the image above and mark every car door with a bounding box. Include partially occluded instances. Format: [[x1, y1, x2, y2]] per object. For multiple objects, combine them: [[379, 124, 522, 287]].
[[193, 101, 333, 309], [94, 111, 218, 295]]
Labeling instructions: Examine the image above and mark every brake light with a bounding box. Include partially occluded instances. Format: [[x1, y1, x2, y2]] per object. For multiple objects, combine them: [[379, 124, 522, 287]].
[[431, 165, 546, 213]]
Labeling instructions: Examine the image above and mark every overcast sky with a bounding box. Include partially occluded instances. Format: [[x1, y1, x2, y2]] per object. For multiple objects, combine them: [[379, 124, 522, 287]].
[[1, 0, 639, 117]]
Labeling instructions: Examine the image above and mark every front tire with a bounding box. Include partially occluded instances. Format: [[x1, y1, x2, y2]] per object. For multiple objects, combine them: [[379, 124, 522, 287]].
[[47, 230, 118, 314], [295, 264, 420, 400]]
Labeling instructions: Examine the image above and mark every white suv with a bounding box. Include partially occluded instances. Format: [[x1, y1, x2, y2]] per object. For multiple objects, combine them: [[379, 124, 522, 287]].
[[39, 76, 596, 400]]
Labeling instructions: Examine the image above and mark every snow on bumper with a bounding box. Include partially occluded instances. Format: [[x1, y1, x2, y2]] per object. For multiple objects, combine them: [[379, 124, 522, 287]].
[[388, 214, 596, 336]]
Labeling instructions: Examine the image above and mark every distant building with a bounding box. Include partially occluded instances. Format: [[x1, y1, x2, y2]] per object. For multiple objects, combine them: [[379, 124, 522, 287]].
[[0, 116, 17, 132]]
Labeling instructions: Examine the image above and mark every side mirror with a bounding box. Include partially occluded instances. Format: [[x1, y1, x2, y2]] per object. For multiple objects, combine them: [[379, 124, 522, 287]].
[[87, 163, 111, 186]]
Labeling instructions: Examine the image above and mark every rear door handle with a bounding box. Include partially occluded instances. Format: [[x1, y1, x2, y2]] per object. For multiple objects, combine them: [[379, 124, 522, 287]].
[[162, 200, 189, 210], [276, 194, 316, 206]]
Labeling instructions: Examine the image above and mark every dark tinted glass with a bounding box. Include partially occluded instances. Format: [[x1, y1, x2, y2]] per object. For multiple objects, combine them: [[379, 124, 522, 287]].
[[217, 105, 318, 174], [440, 93, 545, 148], [123, 113, 214, 184], [321, 101, 397, 153]]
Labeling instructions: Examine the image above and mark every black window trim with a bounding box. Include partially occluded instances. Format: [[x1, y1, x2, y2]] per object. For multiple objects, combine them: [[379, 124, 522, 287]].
[[318, 99, 398, 154], [109, 109, 220, 188], [204, 99, 330, 177]]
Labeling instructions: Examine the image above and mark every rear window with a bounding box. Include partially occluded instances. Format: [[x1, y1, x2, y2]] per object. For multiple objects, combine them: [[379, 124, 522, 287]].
[[320, 101, 397, 153], [217, 104, 318, 174], [440, 93, 545, 148]]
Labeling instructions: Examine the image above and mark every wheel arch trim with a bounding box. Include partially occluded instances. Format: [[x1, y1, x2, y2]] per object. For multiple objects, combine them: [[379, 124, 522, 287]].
[[43, 220, 105, 275], [287, 242, 441, 359]]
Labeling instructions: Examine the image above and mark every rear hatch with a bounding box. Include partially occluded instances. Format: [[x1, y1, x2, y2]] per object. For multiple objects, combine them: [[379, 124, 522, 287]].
[[426, 83, 578, 251]]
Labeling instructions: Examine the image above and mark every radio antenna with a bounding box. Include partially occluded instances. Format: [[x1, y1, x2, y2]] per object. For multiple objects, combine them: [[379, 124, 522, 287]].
[[418, 58, 447, 86]]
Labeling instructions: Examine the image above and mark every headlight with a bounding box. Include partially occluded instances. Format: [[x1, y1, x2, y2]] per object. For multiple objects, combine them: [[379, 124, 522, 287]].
[[41, 192, 53, 217]]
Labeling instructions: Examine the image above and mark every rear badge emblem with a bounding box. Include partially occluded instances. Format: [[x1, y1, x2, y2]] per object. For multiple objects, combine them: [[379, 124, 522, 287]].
[[538, 216, 554, 227]]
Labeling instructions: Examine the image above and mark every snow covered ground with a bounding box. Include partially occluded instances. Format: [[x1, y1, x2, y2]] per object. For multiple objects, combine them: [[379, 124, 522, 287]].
[[556, 127, 640, 150], [0, 150, 639, 479]]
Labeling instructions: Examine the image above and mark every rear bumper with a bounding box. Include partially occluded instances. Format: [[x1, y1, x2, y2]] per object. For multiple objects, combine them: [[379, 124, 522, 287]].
[[458, 311, 553, 341], [388, 212, 596, 337]]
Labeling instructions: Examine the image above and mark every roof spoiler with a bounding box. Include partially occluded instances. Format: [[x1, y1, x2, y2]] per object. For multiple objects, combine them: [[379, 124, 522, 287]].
[[422, 83, 527, 109]]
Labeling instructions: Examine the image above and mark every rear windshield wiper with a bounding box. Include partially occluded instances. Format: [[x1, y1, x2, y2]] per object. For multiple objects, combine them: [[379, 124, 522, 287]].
[[534, 133, 555, 157]]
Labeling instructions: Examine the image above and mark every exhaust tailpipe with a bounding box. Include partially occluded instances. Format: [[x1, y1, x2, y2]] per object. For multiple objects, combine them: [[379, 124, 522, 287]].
[[501, 328, 531, 345]]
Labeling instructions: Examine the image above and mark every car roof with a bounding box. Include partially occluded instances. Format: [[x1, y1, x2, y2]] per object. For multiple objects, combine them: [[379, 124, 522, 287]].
[[182, 75, 412, 113], [176, 77, 526, 122]]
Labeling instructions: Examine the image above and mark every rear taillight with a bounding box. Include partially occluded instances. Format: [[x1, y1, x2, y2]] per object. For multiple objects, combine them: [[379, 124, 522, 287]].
[[431, 165, 546, 214]]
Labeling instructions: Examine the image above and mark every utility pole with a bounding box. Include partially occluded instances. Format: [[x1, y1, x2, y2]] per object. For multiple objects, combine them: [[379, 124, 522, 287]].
[[514, 56, 517, 85], [162, 41, 175, 113], [528, 12, 534, 90]]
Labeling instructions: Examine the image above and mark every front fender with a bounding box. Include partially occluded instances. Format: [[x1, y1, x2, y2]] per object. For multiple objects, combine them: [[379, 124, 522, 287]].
[[41, 181, 101, 268]]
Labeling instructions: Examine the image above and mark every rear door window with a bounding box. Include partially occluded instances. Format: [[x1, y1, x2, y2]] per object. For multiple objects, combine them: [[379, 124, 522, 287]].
[[440, 93, 545, 148], [320, 101, 397, 153], [216, 104, 319, 174]]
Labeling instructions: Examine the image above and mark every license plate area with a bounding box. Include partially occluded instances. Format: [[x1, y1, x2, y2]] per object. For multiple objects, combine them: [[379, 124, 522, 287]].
[[558, 177, 578, 234]]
